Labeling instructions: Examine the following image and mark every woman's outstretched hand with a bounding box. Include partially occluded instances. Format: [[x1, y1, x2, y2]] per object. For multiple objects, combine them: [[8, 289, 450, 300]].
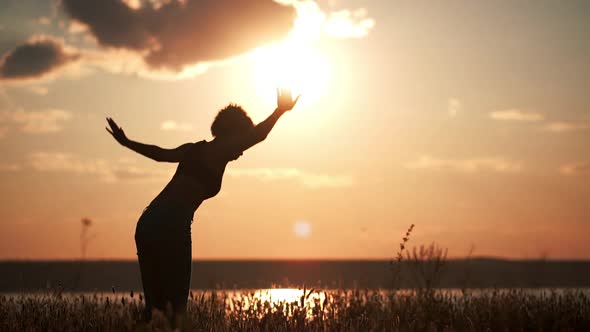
[[276, 88, 300, 112], [105, 117, 129, 146]]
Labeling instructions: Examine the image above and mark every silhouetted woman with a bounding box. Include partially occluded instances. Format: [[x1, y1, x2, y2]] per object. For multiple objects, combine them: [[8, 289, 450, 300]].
[[106, 89, 299, 321]]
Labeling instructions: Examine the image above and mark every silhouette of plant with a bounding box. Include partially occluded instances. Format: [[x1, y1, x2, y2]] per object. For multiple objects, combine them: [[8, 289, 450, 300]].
[[3, 288, 589, 331], [390, 224, 414, 292], [80, 217, 95, 259], [74, 218, 96, 290], [459, 244, 476, 296], [405, 242, 448, 295]]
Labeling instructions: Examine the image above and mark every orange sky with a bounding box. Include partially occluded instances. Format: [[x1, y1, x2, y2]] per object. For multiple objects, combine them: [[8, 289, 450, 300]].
[[0, 0, 589, 260]]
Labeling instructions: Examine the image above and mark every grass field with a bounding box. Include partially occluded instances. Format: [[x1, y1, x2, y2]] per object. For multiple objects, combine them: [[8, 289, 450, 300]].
[[2, 288, 589, 331]]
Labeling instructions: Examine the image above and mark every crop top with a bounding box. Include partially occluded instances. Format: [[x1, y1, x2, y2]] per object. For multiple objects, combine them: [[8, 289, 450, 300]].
[[176, 140, 227, 200]]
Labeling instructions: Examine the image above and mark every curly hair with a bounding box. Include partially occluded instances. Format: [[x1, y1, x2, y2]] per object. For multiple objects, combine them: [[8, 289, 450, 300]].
[[211, 104, 254, 137]]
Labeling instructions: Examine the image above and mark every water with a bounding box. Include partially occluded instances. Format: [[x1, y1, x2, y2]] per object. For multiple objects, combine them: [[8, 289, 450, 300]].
[[5, 287, 589, 304]]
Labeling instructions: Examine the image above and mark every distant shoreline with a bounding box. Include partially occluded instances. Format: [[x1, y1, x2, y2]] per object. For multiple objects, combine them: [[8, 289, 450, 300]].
[[2, 259, 590, 292], [3, 258, 590, 262]]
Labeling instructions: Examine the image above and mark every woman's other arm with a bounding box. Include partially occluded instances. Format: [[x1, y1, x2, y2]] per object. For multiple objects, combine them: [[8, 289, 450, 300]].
[[235, 89, 300, 152], [105, 117, 191, 162]]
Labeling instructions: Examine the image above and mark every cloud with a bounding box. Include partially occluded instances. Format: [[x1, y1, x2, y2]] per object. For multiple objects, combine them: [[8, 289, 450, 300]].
[[288, 1, 374, 40], [322, 8, 375, 38], [489, 108, 590, 135], [0, 36, 80, 81], [28, 86, 50, 96], [489, 109, 544, 122], [29, 152, 110, 174], [161, 120, 192, 131], [61, 0, 296, 71], [67, 20, 88, 34], [56, 0, 374, 79], [0, 1, 375, 83], [405, 156, 523, 174], [448, 98, 461, 117], [121, 0, 142, 10], [0, 1, 375, 82], [0, 109, 72, 134], [112, 165, 170, 180], [27, 152, 170, 182], [24, 153, 354, 186], [560, 162, 590, 175], [0, 163, 21, 172], [37, 17, 52, 26], [227, 167, 354, 189], [542, 121, 590, 133]]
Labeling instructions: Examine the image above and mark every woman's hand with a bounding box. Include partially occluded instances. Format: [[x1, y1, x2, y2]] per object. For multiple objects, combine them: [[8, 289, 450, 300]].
[[105, 117, 129, 146], [276, 88, 300, 112]]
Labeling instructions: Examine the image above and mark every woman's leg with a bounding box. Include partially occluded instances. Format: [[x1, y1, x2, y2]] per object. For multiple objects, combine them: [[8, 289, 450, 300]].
[[136, 237, 160, 321], [136, 207, 192, 324], [160, 232, 192, 316]]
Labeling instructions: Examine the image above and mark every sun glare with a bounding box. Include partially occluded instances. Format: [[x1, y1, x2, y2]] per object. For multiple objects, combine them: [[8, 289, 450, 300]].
[[251, 41, 330, 107], [253, 288, 325, 306], [294, 220, 312, 238], [225, 288, 327, 316]]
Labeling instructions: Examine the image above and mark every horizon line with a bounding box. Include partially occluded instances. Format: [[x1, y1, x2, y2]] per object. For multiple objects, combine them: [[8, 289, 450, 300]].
[[1, 257, 589, 263]]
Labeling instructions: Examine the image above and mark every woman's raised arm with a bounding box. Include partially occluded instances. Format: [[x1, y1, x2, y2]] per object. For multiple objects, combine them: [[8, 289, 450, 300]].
[[227, 89, 300, 154], [105, 117, 191, 162]]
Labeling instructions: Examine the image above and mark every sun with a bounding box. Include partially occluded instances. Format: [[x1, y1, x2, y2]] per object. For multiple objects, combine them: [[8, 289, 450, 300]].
[[251, 40, 330, 107], [293, 220, 312, 238]]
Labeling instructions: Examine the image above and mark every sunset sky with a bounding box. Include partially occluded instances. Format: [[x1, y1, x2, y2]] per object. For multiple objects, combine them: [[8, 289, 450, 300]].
[[1, 0, 589, 260]]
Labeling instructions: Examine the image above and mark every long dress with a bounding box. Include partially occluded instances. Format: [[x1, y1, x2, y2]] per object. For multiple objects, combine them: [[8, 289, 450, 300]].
[[134, 140, 231, 318]]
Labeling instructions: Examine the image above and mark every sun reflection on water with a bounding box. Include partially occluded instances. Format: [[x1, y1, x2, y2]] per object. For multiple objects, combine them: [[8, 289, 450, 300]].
[[255, 288, 323, 304], [225, 288, 327, 318]]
